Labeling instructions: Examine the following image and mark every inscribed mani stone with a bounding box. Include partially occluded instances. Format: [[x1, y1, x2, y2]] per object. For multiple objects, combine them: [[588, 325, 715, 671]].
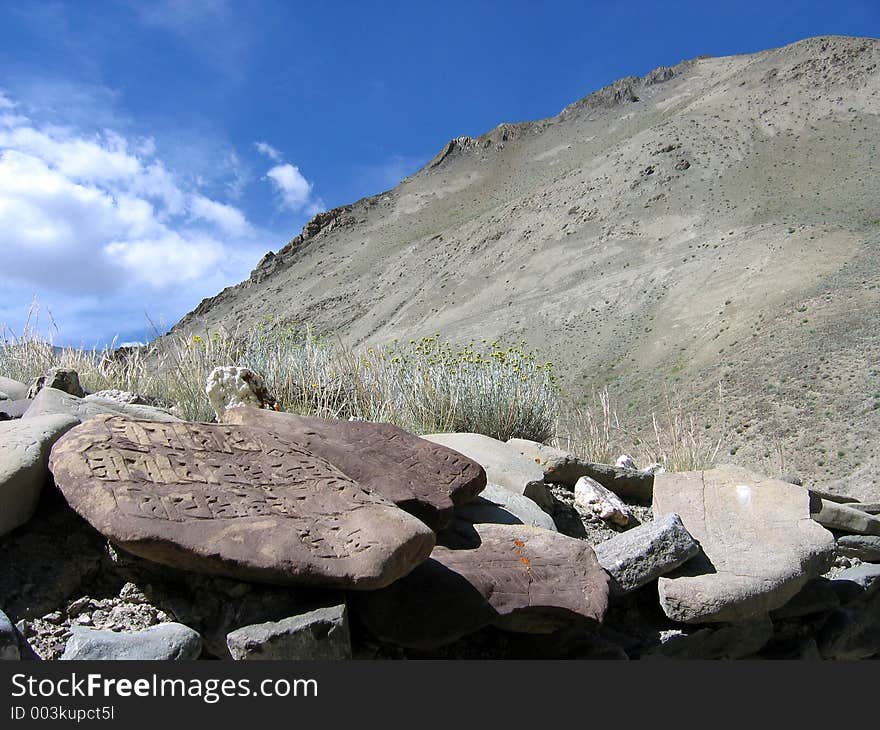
[[222, 408, 486, 530], [49, 415, 435, 590]]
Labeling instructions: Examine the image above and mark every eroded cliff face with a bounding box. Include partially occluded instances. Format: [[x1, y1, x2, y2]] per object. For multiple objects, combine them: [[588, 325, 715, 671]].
[[170, 36, 880, 500]]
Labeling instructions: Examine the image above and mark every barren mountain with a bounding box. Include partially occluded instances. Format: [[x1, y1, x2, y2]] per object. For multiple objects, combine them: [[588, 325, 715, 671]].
[[172, 35, 880, 501]]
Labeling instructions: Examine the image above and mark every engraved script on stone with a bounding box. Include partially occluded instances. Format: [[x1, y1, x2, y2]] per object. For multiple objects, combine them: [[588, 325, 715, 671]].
[[49, 415, 435, 589], [221, 408, 487, 530]]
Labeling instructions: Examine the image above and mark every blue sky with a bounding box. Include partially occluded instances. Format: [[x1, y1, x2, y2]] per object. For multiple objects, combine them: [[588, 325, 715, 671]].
[[0, 0, 878, 346]]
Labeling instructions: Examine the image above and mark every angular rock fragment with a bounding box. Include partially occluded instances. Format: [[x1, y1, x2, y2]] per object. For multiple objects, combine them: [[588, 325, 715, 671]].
[[60, 623, 202, 660], [812, 499, 880, 536], [574, 475, 634, 526], [27, 368, 85, 399], [353, 524, 609, 649], [836, 535, 880, 561], [224, 409, 486, 530], [0, 414, 79, 535], [453, 483, 557, 532], [49, 415, 435, 589], [594, 513, 699, 595], [654, 466, 835, 623], [226, 604, 350, 660]]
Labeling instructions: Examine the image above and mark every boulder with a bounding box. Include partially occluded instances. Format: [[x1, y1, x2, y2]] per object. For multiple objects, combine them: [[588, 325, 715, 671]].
[[812, 499, 880, 536], [836, 535, 880, 562], [573, 475, 634, 526], [644, 615, 774, 660], [206, 366, 277, 420], [352, 523, 609, 649], [60, 623, 202, 660], [1, 609, 20, 660], [453, 483, 557, 532], [0, 414, 79, 535], [832, 563, 880, 595], [593, 513, 700, 596], [226, 604, 350, 660], [49, 415, 435, 590], [223, 409, 486, 530], [505, 438, 654, 501], [423, 433, 549, 509], [654, 466, 835, 623], [0, 376, 29, 401], [23, 387, 179, 424], [27, 368, 85, 399], [0, 399, 32, 420]]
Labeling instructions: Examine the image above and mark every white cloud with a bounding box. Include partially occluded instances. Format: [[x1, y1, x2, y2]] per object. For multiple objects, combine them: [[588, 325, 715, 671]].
[[254, 141, 281, 162], [0, 89, 268, 344], [265, 162, 323, 214]]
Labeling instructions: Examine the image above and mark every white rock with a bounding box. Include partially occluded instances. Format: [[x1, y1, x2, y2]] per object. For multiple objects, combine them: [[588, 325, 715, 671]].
[[205, 366, 276, 420], [574, 475, 634, 526], [615, 454, 638, 470], [643, 463, 666, 475]]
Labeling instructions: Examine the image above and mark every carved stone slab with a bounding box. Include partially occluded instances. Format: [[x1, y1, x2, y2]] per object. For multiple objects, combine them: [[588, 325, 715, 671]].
[[222, 409, 486, 530], [49, 415, 435, 589], [352, 523, 609, 649]]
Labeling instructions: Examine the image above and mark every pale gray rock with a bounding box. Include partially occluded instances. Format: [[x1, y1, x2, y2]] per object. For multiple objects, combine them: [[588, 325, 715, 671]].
[[0, 399, 31, 420], [89, 389, 152, 406], [593, 513, 699, 595], [833, 563, 880, 594], [60, 623, 202, 660], [836, 535, 880, 561], [226, 604, 350, 660], [0, 376, 29, 401], [851, 503, 880, 515], [655, 466, 835, 623], [0, 414, 79, 535], [27, 368, 85, 399], [423, 433, 551, 509], [615, 454, 637, 470], [205, 366, 277, 420], [23, 387, 179, 423], [1, 609, 20, 660], [454, 483, 557, 531], [574, 475, 634, 526], [812, 499, 880, 535]]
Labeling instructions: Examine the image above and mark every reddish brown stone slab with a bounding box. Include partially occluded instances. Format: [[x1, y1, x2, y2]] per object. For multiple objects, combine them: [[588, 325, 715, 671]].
[[352, 523, 609, 649], [49, 415, 435, 590], [222, 409, 486, 530]]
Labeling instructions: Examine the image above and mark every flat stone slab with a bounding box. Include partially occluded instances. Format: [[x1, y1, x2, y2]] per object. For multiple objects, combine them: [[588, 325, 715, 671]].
[[24, 387, 180, 424], [836, 535, 880, 561], [226, 604, 350, 660], [0, 376, 29, 401], [506, 438, 654, 502], [0, 399, 31, 420], [223, 409, 485, 530], [594, 513, 699, 596], [453, 483, 557, 531], [60, 623, 202, 660], [422, 433, 550, 508], [654, 466, 835, 623], [49, 415, 435, 589], [812, 499, 880, 536], [1, 414, 79, 536], [353, 523, 608, 649]]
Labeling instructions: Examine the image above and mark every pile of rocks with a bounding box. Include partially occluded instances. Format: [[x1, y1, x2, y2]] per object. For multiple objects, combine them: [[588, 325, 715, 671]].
[[1, 368, 878, 660]]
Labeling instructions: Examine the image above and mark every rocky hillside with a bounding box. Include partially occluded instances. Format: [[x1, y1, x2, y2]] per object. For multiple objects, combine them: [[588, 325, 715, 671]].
[[172, 36, 880, 501]]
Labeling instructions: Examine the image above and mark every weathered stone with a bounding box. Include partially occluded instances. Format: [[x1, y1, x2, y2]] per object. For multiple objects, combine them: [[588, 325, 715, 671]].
[[60, 623, 202, 660], [0, 399, 32, 420], [574, 475, 634, 526], [833, 563, 880, 595], [654, 466, 835, 623], [24, 387, 179, 423], [850, 503, 880, 515], [644, 615, 773, 660], [506, 438, 653, 501], [0, 376, 29, 401], [836, 535, 880, 561], [422, 432, 549, 509], [818, 590, 880, 660], [808, 488, 860, 504], [27, 368, 85, 399], [49, 415, 435, 589], [226, 604, 350, 660], [770, 578, 840, 619], [353, 523, 609, 649], [615, 454, 637, 470], [224, 409, 486, 530], [90, 389, 154, 406], [0, 414, 79, 535], [206, 366, 277, 420], [1, 609, 20, 660], [812, 499, 880, 535], [594, 513, 700, 596], [453, 483, 557, 531]]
